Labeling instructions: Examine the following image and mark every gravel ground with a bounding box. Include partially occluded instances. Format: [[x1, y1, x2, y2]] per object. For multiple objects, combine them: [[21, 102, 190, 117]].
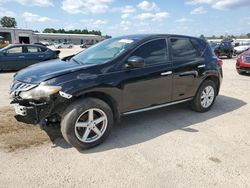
[[0, 52, 249, 187]]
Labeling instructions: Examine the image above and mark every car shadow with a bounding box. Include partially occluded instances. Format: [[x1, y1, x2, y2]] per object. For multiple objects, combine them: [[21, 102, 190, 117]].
[[43, 95, 247, 152]]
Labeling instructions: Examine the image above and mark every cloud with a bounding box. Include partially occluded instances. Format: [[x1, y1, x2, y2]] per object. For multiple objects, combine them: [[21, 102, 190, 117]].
[[81, 19, 107, 26], [186, 0, 250, 10], [15, 0, 53, 6], [121, 13, 130, 19], [0, 7, 16, 17], [136, 12, 169, 21], [0, 0, 53, 6], [137, 1, 159, 11], [21, 12, 57, 22], [121, 5, 136, 14], [62, 0, 113, 14], [175, 17, 193, 24], [190, 6, 207, 14], [120, 20, 132, 30]]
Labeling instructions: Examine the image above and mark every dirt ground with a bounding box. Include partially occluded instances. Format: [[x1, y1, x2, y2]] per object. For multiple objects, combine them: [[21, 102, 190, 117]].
[[0, 51, 249, 187]]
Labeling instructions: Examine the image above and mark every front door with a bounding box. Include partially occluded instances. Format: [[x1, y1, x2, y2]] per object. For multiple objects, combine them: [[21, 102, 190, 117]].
[[121, 39, 173, 112], [0, 46, 27, 70]]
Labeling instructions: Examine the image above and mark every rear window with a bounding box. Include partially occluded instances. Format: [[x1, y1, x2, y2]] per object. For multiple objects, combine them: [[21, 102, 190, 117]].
[[191, 38, 207, 55], [170, 38, 198, 60]]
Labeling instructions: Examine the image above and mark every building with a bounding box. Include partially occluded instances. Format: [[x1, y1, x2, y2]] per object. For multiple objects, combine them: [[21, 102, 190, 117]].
[[0, 27, 104, 45]]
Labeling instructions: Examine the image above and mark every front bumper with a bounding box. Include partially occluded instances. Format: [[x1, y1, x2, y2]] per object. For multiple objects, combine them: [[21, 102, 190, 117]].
[[237, 67, 250, 73], [11, 100, 51, 124]]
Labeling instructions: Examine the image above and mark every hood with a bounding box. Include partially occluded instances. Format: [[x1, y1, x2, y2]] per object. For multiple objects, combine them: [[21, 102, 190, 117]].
[[15, 59, 94, 84]]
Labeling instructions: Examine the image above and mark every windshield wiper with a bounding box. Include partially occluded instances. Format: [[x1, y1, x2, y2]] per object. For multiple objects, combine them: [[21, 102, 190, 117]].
[[71, 58, 81, 64]]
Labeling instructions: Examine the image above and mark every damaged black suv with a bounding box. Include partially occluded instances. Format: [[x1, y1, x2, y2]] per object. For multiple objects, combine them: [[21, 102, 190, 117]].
[[10, 34, 223, 149]]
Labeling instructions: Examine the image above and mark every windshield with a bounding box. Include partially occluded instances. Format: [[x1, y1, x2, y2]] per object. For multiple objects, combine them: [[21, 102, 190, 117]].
[[72, 38, 136, 64]]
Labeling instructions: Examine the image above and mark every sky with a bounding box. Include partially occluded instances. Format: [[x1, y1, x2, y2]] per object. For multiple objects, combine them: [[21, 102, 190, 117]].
[[0, 0, 250, 37]]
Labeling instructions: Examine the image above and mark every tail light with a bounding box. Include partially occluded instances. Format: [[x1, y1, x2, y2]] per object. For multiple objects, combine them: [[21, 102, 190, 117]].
[[217, 59, 223, 66]]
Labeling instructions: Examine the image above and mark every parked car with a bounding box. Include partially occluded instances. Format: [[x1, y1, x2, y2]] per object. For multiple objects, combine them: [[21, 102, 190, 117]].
[[54, 42, 73, 49], [0, 44, 60, 70], [10, 34, 223, 149], [213, 42, 234, 58], [234, 45, 250, 55], [80, 41, 95, 48], [33, 42, 47, 47], [236, 48, 250, 74]]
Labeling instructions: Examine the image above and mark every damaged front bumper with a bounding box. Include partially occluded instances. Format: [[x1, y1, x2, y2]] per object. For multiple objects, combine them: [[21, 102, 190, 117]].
[[11, 99, 51, 124]]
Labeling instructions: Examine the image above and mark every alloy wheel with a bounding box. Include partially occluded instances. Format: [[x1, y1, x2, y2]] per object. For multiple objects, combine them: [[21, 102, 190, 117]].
[[74, 108, 108, 143], [200, 86, 215, 108]]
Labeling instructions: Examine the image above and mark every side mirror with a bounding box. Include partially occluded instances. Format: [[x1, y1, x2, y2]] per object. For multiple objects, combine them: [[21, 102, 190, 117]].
[[2, 51, 7, 56], [125, 56, 145, 69]]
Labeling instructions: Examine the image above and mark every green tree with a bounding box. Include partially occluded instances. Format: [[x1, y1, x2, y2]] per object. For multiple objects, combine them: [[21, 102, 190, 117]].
[[200, 34, 206, 40], [247, 33, 250, 38], [0, 16, 17, 28], [42, 28, 102, 36]]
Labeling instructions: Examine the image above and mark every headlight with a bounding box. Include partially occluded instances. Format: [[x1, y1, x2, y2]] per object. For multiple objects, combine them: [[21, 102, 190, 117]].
[[19, 85, 61, 100], [242, 56, 250, 63]]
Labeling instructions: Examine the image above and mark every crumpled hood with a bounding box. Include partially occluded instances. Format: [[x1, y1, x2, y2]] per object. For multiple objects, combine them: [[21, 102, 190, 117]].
[[14, 59, 94, 84]]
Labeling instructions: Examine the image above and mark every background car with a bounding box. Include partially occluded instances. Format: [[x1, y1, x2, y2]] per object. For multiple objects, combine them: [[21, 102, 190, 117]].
[[234, 45, 250, 55], [54, 42, 73, 49], [33, 42, 47, 47], [213, 41, 234, 58], [0, 44, 60, 71], [80, 41, 96, 48], [236, 48, 250, 74]]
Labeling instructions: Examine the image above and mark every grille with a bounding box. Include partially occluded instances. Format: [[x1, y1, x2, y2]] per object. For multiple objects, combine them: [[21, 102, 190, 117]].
[[9, 80, 37, 94]]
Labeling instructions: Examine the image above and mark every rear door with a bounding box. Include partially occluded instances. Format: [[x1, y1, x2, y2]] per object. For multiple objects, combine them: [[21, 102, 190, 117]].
[[24, 46, 47, 66], [169, 37, 205, 101], [0, 46, 26, 70]]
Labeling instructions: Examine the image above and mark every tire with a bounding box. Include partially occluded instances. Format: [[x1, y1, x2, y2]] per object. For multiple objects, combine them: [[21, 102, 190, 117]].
[[227, 54, 232, 59], [61, 98, 113, 150], [191, 80, 217, 112]]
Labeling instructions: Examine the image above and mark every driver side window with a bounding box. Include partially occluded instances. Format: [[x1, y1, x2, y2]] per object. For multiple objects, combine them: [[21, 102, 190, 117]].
[[131, 39, 168, 65]]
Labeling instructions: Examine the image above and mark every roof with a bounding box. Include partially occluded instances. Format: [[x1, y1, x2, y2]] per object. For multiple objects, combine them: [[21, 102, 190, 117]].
[[0, 27, 33, 32], [34, 32, 100, 37], [113, 34, 200, 41]]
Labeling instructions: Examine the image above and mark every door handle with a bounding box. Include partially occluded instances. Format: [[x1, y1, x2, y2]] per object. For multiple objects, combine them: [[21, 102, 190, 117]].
[[38, 55, 44, 58], [197, 64, 206, 68], [161, 71, 172, 76], [18, 56, 25, 58], [179, 71, 198, 77]]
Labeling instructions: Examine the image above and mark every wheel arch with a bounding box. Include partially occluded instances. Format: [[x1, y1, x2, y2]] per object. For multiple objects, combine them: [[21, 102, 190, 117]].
[[204, 75, 220, 95], [75, 91, 120, 122]]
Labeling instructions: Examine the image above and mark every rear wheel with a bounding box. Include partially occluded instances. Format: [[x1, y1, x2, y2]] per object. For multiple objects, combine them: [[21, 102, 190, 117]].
[[227, 53, 232, 59], [191, 80, 217, 112], [61, 98, 113, 149]]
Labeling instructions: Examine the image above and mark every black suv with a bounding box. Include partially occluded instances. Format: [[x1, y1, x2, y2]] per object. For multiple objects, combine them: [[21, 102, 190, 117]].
[[213, 41, 234, 59], [10, 34, 223, 149]]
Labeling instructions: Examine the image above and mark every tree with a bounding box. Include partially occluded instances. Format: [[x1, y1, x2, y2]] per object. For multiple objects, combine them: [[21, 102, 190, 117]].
[[247, 33, 250, 38], [42, 28, 102, 36], [0, 16, 17, 28], [200, 34, 206, 40]]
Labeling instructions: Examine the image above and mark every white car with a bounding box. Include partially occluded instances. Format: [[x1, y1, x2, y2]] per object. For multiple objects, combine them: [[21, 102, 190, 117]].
[[54, 42, 73, 49], [234, 45, 250, 55]]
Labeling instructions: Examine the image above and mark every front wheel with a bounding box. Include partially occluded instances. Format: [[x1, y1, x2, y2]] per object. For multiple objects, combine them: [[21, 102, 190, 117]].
[[191, 80, 217, 112], [61, 98, 113, 150]]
